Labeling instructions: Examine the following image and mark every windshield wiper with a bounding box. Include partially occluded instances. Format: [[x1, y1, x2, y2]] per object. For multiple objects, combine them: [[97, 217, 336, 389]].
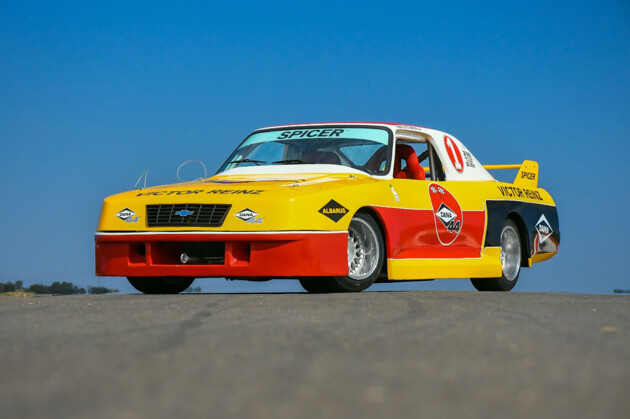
[[272, 159, 308, 165], [229, 158, 266, 166]]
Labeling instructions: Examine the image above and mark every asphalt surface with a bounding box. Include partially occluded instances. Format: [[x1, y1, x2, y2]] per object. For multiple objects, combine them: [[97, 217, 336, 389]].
[[1, 291, 628, 419]]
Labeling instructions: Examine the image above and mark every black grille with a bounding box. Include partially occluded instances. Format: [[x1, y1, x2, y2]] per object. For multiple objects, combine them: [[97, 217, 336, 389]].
[[146, 204, 231, 227]]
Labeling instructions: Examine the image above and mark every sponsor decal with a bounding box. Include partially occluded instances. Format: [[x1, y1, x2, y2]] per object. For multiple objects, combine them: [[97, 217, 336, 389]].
[[318, 199, 349, 222], [535, 214, 553, 244], [277, 129, 345, 139], [136, 189, 264, 197], [234, 208, 263, 224], [115, 208, 139, 223], [520, 171, 536, 180], [175, 209, 194, 217], [206, 189, 264, 195], [396, 125, 423, 131], [462, 149, 476, 169], [444, 136, 464, 173], [429, 183, 463, 245], [137, 190, 204, 196], [390, 184, 400, 202], [497, 185, 543, 201], [435, 203, 461, 233]]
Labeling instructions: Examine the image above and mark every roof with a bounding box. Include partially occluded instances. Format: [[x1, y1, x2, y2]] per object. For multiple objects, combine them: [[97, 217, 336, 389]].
[[257, 121, 428, 130]]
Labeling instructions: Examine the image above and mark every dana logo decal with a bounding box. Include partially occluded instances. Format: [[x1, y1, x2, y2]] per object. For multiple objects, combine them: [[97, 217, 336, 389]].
[[115, 208, 139, 223], [234, 208, 263, 224], [435, 203, 460, 233], [318, 199, 348, 222], [444, 136, 464, 173], [535, 214, 553, 244], [429, 183, 462, 245]]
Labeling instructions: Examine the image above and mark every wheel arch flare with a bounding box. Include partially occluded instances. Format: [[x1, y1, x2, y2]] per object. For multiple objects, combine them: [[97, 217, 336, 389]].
[[505, 211, 532, 268]]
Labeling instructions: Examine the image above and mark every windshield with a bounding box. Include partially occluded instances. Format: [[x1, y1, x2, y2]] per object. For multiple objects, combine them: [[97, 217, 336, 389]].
[[218, 126, 392, 175]]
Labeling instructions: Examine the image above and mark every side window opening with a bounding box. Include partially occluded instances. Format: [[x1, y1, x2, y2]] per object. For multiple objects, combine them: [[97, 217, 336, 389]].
[[393, 141, 446, 181], [393, 141, 428, 180], [429, 144, 446, 181], [393, 142, 424, 180]]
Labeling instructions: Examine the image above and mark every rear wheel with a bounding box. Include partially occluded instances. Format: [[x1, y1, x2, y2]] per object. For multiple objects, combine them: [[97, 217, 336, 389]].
[[128, 277, 195, 294], [471, 219, 521, 291], [300, 212, 384, 293]]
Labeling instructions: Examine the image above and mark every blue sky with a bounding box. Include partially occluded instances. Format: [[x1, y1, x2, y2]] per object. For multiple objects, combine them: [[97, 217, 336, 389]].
[[1, 1, 628, 294]]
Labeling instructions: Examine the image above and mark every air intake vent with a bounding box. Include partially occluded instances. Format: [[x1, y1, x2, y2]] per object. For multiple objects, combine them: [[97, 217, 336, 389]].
[[146, 204, 231, 227]]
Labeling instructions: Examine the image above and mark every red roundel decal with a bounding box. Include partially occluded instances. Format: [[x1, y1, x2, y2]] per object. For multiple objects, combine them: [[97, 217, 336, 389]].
[[429, 183, 463, 245], [444, 136, 464, 173]]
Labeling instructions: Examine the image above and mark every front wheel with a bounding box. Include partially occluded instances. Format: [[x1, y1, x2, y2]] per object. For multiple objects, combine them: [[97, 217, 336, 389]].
[[471, 219, 521, 292], [128, 277, 195, 294], [300, 212, 384, 293], [298, 278, 329, 294]]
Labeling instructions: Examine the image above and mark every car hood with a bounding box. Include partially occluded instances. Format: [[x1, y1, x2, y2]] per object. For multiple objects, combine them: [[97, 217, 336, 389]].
[[132, 171, 377, 193], [96, 171, 385, 232]]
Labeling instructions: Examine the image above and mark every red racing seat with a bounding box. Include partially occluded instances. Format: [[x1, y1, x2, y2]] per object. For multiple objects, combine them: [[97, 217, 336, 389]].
[[394, 144, 425, 180]]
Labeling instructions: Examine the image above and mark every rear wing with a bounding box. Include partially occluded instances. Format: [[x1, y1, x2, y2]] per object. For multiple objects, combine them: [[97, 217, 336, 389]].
[[483, 160, 538, 188]]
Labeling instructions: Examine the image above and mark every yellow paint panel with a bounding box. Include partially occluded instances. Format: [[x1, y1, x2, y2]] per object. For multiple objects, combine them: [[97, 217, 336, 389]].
[[529, 252, 557, 265], [387, 247, 502, 280], [483, 164, 521, 170], [514, 160, 539, 188]]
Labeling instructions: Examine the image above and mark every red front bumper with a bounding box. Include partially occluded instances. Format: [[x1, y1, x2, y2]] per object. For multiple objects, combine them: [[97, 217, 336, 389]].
[[95, 231, 348, 278]]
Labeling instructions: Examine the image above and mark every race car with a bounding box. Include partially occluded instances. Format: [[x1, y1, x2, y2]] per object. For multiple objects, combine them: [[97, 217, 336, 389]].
[[95, 122, 560, 294]]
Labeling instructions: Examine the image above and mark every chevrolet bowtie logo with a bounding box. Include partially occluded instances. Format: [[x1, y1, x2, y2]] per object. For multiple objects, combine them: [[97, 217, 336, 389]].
[[175, 210, 194, 217]]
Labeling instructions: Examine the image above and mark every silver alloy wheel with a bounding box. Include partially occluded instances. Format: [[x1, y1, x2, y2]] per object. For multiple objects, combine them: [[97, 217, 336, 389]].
[[347, 217, 380, 280], [500, 224, 521, 281]]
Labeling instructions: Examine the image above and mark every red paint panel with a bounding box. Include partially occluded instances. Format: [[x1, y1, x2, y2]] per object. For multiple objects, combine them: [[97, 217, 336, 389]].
[[372, 207, 485, 259], [428, 183, 463, 245], [95, 232, 348, 278]]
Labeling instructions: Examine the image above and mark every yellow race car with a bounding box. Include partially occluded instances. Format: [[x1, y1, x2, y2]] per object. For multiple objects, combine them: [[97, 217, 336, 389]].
[[95, 122, 560, 294]]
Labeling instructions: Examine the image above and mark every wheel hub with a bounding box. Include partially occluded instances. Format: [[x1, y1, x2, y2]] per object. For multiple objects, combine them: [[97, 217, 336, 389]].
[[347, 218, 379, 280], [501, 226, 520, 281]]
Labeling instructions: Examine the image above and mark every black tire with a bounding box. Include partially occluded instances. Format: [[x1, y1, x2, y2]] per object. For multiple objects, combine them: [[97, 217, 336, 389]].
[[298, 278, 330, 293], [471, 219, 521, 291], [301, 212, 384, 293], [128, 277, 195, 294]]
